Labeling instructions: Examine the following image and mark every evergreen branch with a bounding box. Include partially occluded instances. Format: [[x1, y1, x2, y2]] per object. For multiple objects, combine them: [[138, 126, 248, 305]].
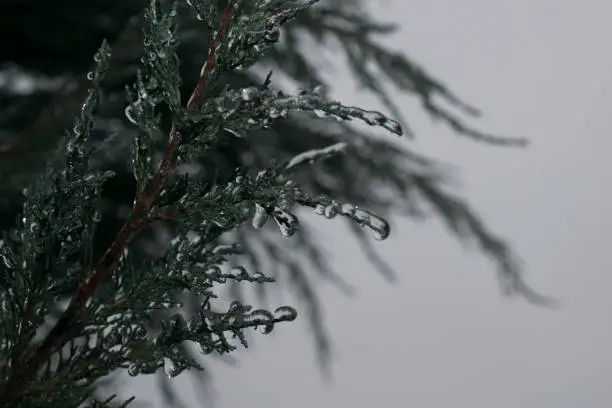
[[0, 2, 408, 405], [0, 3, 239, 404]]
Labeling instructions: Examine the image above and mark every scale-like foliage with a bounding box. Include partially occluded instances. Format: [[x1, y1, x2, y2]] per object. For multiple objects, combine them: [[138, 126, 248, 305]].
[[0, 0, 556, 406], [0, 1, 414, 406]]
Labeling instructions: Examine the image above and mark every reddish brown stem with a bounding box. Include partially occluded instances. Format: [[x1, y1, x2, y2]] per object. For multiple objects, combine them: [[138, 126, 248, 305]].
[[0, 2, 238, 405], [187, 0, 237, 110]]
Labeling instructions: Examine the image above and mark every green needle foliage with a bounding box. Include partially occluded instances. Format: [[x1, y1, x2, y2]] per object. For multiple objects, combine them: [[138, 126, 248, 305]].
[[0, 0, 555, 406], [0, 0, 418, 406]]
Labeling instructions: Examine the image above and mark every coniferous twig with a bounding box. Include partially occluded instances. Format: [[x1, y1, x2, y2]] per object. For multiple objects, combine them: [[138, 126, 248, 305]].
[[0, 1, 410, 406], [0, 2, 238, 403]]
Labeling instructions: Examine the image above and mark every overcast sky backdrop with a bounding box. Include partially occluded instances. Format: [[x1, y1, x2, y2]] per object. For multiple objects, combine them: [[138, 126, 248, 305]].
[[124, 0, 612, 407]]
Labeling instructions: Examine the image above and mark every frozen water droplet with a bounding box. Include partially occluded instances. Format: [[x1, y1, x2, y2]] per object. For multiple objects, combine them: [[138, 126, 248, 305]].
[[92, 210, 102, 222], [264, 27, 280, 42], [230, 266, 249, 280], [1, 253, 13, 269], [258, 323, 274, 335], [277, 195, 293, 210], [314, 204, 325, 215], [21, 188, 29, 196], [72, 122, 83, 136], [163, 357, 180, 378], [249, 309, 274, 334], [341, 203, 356, 216], [125, 105, 138, 125], [368, 214, 391, 240], [353, 208, 370, 223], [225, 314, 241, 328], [365, 111, 386, 125], [273, 208, 299, 237], [206, 266, 222, 280], [268, 107, 281, 118], [199, 341, 214, 355], [134, 326, 147, 338], [127, 363, 140, 377], [256, 169, 268, 182], [274, 306, 297, 322], [252, 271, 272, 283], [385, 119, 403, 136], [224, 127, 244, 138], [252, 203, 268, 229], [324, 203, 340, 219], [66, 140, 75, 154], [241, 87, 258, 101], [229, 300, 242, 312]]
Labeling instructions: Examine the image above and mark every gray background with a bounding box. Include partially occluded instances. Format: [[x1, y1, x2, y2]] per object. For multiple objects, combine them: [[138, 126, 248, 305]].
[[125, 0, 612, 406]]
